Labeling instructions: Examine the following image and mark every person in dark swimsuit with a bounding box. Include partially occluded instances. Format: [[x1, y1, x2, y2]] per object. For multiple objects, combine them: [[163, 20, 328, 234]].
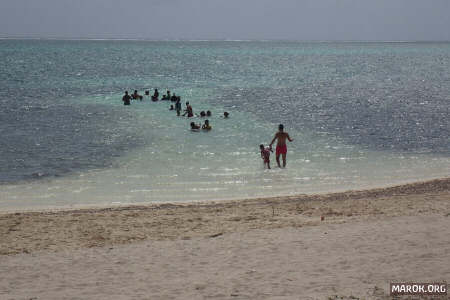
[[122, 91, 131, 105]]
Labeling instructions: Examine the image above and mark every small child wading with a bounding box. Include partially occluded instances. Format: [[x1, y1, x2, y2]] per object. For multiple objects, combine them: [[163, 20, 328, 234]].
[[260, 144, 273, 169]]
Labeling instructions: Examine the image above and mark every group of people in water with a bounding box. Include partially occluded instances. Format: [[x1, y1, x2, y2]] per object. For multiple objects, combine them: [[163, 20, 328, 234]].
[[122, 89, 229, 133], [122, 89, 293, 168]]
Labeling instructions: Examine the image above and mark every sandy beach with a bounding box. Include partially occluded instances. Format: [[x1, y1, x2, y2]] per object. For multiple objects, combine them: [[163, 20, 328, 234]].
[[1, 178, 449, 299]]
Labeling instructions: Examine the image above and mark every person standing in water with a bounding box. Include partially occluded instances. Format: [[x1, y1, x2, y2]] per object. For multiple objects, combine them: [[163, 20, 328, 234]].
[[269, 124, 293, 168], [152, 89, 159, 101], [122, 91, 131, 105], [175, 98, 182, 116], [260, 144, 272, 169], [182, 101, 194, 117]]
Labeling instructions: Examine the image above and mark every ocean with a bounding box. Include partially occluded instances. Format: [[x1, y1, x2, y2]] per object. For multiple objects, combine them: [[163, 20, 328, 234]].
[[0, 39, 449, 210]]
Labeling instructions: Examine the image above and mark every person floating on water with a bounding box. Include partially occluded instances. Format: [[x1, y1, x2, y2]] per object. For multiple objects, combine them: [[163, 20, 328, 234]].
[[183, 102, 194, 117], [190, 122, 201, 131], [122, 91, 131, 105], [202, 119, 212, 131], [175, 98, 182, 116], [260, 144, 273, 169], [223, 112, 229, 118], [199, 111, 206, 117], [269, 124, 293, 168], [152, 89, 159, 101], [206, 110, 212, 117]]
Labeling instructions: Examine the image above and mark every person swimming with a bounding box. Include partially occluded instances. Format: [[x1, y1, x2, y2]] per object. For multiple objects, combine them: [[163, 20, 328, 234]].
[[190, 122, 201, 131], [199, 111, 206, 117], [223, 112, 229, 118], [206, 110, 212, 117], [202, 119, 212, 131]]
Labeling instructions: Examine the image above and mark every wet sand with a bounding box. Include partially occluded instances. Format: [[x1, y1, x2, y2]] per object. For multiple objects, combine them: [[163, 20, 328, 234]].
[[1, 178, 449, 299]]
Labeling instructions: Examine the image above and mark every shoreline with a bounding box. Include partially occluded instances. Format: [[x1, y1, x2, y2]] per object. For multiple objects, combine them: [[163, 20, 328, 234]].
[[1, 177, 449, 256], [1, 175, 448, 214]]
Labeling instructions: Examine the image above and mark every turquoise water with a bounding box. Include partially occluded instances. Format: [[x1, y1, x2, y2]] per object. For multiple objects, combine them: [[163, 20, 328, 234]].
[[0, 40, 449, 210]]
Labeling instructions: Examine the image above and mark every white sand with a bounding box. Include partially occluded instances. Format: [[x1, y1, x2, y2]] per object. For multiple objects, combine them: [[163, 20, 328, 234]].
[[1, 214, 449, 300]]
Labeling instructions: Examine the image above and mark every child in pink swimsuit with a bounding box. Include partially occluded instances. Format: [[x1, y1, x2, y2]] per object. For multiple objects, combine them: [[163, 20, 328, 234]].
[[260, 144, 273, 169]]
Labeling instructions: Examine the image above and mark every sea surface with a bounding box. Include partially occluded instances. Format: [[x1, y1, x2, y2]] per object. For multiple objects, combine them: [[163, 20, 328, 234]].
[[0, 40, 449, 210]]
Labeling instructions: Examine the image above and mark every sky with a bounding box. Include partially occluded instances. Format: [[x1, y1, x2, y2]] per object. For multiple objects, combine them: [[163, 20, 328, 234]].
[[1, 0, 449, 41]]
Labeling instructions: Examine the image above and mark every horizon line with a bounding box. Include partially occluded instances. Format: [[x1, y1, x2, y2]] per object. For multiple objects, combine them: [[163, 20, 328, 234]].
[[0, 35, 449, 43]]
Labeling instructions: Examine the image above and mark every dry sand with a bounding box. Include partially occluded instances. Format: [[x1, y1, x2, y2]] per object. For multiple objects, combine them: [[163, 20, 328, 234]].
[[0, 178, 449, 299]]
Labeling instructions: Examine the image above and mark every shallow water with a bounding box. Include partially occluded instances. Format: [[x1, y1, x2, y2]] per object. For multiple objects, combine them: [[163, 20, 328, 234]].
[[0, 40, 449, 210]]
